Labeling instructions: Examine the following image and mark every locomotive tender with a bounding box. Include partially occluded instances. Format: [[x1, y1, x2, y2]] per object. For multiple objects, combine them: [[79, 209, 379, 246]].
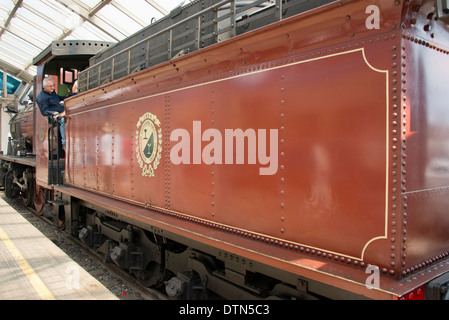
[[1, 0, 449, 300]]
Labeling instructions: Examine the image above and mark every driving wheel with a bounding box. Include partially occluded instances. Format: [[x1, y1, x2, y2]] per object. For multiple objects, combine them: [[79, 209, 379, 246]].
[[34, 186, 46, 215]]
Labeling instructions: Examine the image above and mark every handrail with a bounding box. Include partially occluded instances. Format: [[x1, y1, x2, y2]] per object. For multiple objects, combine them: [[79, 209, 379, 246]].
[[80, 0, 287, 91], [47, 116, 62, 186], [86, 0, 232, 73]]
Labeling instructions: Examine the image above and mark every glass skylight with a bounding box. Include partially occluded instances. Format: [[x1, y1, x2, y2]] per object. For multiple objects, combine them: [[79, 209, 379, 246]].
[[0, 0, 193, 85]]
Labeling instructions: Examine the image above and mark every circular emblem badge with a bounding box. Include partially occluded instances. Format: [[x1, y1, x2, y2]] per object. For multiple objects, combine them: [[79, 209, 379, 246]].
[[135, 112, 163, 177]]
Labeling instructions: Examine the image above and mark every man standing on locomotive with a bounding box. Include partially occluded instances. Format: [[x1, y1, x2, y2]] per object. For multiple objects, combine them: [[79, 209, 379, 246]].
[[36, 77, 67, 149]]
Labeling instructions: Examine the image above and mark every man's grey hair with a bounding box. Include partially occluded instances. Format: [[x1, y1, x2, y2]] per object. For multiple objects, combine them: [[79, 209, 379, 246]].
[[43, 77, 55, 87]]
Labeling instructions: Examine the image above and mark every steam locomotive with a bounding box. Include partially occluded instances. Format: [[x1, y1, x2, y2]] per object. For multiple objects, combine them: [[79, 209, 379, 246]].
[[1, 0, 449, 300]]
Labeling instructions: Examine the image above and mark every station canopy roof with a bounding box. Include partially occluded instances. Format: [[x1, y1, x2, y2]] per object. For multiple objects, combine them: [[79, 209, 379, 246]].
[[0, 0, 194, 85]]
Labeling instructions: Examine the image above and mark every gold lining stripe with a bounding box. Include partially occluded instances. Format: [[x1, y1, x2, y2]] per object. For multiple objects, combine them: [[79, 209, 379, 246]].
[[0, 226, 55, 300]]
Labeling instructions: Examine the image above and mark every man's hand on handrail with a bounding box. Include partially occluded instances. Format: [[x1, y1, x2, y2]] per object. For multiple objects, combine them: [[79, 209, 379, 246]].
[[48, 112, 66, 122], [48, 112, 66, 125], [53, 111, 66, 120]]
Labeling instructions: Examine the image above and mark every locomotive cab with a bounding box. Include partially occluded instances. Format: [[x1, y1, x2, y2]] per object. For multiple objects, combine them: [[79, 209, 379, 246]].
[[0, 41, 111, 213], [32, 41, 112, 189]]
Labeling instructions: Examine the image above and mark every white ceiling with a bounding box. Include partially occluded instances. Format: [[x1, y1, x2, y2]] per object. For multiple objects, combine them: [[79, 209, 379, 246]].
[[0, 0, 193, 83]]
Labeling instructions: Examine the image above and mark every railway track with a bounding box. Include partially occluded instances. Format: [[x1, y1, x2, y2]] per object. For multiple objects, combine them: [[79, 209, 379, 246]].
[[0, 190, 167, 300], [68, 233, 168, 300]]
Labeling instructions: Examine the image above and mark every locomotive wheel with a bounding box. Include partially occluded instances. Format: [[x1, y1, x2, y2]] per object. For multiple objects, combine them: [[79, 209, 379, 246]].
[[5, 171, 19, 199], [34, 186, 46, 215], [134, 262, 166, 288], [21, 179, 34, 207]]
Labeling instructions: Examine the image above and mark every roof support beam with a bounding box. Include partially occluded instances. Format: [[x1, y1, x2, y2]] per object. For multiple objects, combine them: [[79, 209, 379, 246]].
[[0, 59, 33, 83], [0, 0, 24, 38], [89, 0, 113, 17], [144, 0, 168, 16], [112, 1, 147, 27], [2, 68, 7, 97], [21, 2, 66, 33], [55, 0, 124, 41]]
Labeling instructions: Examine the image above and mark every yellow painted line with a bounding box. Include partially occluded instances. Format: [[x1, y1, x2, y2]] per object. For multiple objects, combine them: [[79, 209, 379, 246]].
[[0, 226, 55, 300]]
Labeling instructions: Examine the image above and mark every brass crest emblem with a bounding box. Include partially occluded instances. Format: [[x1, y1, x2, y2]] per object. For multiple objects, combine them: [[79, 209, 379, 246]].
[[135, 112, 163, 177]]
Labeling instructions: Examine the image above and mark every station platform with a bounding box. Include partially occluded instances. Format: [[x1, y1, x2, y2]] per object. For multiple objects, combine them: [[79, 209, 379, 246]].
[[0, 196, 118, 300]]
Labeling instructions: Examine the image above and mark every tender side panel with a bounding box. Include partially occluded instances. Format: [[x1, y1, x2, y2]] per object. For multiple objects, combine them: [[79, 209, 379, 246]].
[[67, 46, 391, 263]]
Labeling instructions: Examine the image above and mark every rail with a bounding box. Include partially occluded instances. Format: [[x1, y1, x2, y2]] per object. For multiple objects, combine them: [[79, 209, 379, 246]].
[[79, 0, 338, 92], [79, 0, 293, 91]]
